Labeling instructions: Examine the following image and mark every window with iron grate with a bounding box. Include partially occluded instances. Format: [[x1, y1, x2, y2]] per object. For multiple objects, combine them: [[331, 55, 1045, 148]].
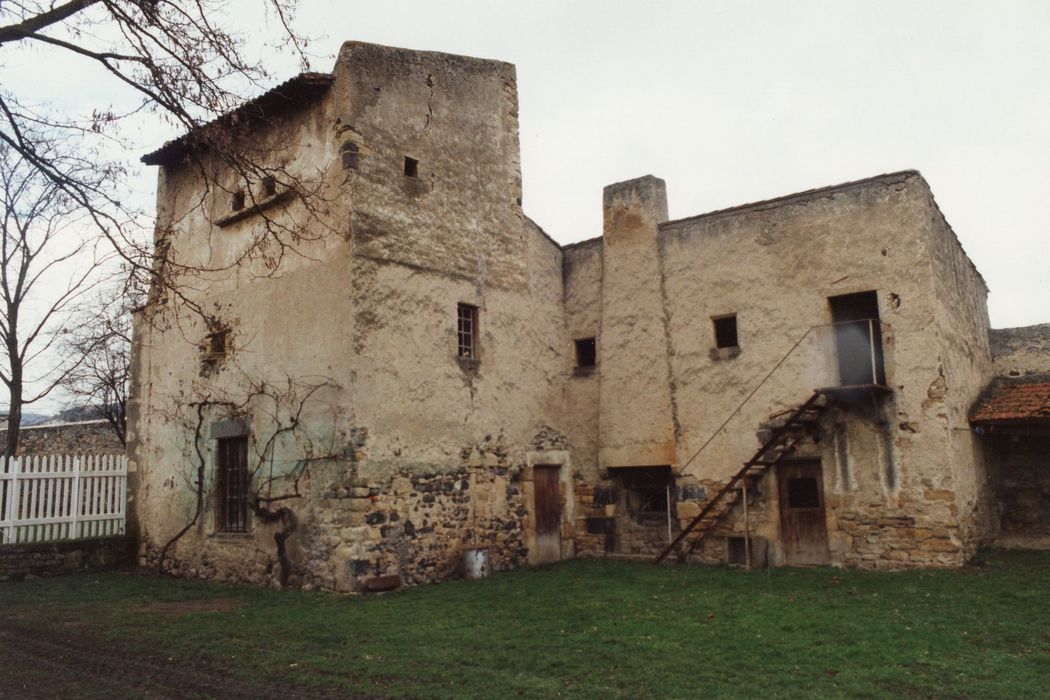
[[457, 303, 478, 360], [216, 436, 249, 532]]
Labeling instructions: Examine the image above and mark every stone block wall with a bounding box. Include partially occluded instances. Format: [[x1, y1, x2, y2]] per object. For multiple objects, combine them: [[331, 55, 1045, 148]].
[[0, 420, 124, 456], [0, 536, 135, 581]]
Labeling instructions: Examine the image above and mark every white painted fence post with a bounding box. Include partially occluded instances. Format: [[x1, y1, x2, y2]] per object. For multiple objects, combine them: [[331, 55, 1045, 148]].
[[69, 455, 81, 540], [2, 457, 16, 544]]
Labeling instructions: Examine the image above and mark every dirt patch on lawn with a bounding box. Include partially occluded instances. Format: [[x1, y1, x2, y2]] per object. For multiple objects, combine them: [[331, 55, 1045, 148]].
[[0, 621, 368, 700], [139, 596, 245, 614]]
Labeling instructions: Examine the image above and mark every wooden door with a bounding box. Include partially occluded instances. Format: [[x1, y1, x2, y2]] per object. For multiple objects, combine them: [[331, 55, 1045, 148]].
[[777, 460, 829, 565], [532, 465, 562, 563]]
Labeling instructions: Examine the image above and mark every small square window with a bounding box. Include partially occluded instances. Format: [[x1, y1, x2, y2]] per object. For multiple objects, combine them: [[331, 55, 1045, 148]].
[[261, 176, 276, 198], [713, 314, 738, 349], [787, 477, 821, 509], [404, 156, 419, 178], [230, 189, 245, 212], [208, 330, 228, 356], [202, 329, 229, 371], [457, 303, 478, 359], [341, 141, 359, 170], [575, 337, 597, 368]]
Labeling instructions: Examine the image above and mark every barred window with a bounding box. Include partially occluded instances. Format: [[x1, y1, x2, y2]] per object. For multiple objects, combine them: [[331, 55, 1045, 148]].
[[457, 303, 478, 359], [713, 314, 738, 349], [216, 436, 249, 533]]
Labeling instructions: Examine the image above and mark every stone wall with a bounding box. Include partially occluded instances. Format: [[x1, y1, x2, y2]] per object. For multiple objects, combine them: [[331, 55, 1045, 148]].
[[990, 324, 1050, 378], [0, 536, 135, 581], [0, 420, 124, 456], [987, 435, 1050, 535], [131, 40, 1009, 588], [132, 42, 574, 592]]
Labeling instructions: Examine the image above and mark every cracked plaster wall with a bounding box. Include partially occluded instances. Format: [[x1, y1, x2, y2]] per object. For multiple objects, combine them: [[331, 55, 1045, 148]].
[[132, 42, 573, 591]]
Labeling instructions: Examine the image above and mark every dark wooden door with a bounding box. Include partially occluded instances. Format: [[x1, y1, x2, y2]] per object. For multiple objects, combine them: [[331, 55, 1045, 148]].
[[777, 460, 829, 565], [533, 465, 562, 563]]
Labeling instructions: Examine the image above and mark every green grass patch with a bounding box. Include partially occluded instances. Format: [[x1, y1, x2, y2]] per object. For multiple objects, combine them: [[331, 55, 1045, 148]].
[[3, 550, 1050, 698]]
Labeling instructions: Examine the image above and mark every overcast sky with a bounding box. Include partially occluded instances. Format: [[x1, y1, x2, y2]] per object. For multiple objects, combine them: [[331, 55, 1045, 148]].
[[277, 0, 1048, 329], [5, 1, 1050, 414]]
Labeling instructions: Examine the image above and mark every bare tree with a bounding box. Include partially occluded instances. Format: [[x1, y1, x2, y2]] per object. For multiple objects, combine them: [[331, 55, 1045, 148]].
[[0, 1, 310, 286], [60, 270, 146, 447], [0, 143, 113, 456]]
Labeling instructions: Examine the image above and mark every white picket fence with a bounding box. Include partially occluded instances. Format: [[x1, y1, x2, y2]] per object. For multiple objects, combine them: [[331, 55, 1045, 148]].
[[0, 454, 127, 545]]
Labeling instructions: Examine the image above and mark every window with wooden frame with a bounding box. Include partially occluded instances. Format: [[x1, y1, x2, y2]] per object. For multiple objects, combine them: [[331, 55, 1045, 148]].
[[216, 436, 249, 533], [201, 328, 229, 366], [457, 303, 479, 360], [713, 314, 739, 349]]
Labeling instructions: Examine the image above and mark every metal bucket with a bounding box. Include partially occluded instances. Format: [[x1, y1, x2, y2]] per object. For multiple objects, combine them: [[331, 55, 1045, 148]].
[[462, 547, 489, 579]]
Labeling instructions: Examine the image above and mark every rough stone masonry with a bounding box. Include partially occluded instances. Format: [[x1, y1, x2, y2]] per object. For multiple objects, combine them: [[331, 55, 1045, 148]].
[[130, 40, 1050, 591]]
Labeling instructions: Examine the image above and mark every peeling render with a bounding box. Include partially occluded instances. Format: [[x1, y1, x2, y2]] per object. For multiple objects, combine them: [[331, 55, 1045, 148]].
[[130, 40, 1048, 592]]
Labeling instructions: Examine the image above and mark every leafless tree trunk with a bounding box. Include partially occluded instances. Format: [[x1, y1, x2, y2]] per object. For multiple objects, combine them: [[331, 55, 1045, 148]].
[[60, 274, 144, 447], [0, 1, 310, 305], [0, 144, 112, 456]]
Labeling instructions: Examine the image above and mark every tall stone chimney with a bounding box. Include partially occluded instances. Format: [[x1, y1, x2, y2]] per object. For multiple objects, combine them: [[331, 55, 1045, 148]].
[[597, 176, 677, 469]]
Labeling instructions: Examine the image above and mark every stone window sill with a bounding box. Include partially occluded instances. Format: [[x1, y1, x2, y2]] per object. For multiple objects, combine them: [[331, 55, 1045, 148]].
[[210, 531, 253, 542], [710, 346, 741, 362], [573, 366, 597, 377], [216, 189, 295, 228], [457, 357, 481, 372]]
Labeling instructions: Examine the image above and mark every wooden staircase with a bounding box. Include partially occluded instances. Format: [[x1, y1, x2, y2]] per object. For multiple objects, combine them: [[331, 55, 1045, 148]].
[[654, 390, 831, 564]]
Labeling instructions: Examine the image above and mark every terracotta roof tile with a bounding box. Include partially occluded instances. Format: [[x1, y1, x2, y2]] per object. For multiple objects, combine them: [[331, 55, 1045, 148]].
[[970, 381, 1050, 424]]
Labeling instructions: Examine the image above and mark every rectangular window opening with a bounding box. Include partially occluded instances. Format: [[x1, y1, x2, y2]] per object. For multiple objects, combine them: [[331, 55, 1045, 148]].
[[828, 290, 886, 386], [230, 189, 245, 212], [404, 156, 419, 178], [713, 314, 738, 349], [457, 303, 478, 359], [786, 477, 821, 509], [575, 337, 597, 368], [261, 176, 276, 198], [207, 329, 228, 356], [341, 141, 359, 170], [216, 436, 249, 533], [726, 536, 748, 565]]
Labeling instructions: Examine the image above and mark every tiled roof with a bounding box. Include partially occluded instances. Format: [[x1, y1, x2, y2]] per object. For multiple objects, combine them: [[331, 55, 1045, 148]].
[[970, 381, 1050, 424], [141, 72, 335, 166]]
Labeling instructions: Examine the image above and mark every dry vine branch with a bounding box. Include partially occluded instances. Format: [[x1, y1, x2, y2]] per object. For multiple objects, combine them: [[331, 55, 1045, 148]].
[[154, 374, 340, 586], [0, 1, 340, 331]]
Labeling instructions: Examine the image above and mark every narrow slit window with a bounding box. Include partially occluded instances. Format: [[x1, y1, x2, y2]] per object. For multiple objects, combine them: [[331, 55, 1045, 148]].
[[404, 156, 419, 178], [457, 303, 478, 359], [713, 314, 738, 349], [341, 141, 359, 170], [575, 337, 597, 368], [230, 189, 245, 212]]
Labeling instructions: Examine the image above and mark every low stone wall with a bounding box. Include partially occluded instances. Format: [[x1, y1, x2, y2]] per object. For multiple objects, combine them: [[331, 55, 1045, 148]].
[[990, 324, 1050, 378], [0, 536, 136, 581], [0, 419, 124, 455]]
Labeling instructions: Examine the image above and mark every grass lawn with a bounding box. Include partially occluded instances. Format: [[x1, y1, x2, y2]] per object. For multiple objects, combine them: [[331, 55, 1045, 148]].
[[2, 550, 1050, 698]]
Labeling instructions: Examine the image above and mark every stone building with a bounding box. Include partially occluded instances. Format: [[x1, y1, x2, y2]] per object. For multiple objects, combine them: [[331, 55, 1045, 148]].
[[130, 41, 1050, 591]]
